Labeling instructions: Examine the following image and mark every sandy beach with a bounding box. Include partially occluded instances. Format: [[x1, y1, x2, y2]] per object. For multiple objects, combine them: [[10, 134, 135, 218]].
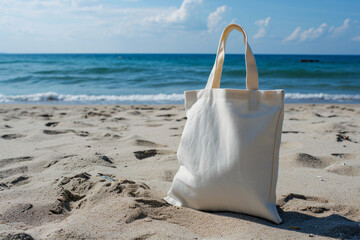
[[0, 103, 359, 240]]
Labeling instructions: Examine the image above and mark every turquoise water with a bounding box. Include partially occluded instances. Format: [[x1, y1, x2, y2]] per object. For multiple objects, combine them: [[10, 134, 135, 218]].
[[0, 54, 359, 104]]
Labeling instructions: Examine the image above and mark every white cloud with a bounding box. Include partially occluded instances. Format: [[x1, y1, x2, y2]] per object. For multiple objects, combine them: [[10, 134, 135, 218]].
[[255, 17, 271, 28], [309, 23, 327, 40], [148, 0, 202, 24], [253, 28, 265, 39], [332, 18, 350, 36], [0, 0, 106, 17], [253, 17, 270, 39], [282, 26, 301, 42], [283, 18, 356, 43], [283, 23, 327, 42], [352, 35, 360, 41], [0, 0, 195, 40], [207, 5, 227, 33], [0, 16, 36, 35], [299, 27, 314, 41], [300, 23, 327, 41]]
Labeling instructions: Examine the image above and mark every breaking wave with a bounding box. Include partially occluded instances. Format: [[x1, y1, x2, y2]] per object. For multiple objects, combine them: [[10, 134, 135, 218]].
[[1, 92, 360, 104]]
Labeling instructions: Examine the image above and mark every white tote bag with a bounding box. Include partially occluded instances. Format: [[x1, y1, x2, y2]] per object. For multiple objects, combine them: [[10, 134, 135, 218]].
[[164, 24, 284, 224]]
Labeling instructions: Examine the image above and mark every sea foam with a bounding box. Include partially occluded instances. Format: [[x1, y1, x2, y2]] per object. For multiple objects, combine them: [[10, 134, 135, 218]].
[[0, 92, 184, 103], [1, 92, 360, 104]]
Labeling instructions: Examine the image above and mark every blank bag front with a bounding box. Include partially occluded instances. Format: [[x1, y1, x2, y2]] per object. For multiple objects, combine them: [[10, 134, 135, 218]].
[[165, 24, 284, 224]]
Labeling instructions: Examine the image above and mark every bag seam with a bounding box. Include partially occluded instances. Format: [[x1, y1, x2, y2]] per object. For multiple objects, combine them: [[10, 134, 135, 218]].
[[268, 105, 283, 202]]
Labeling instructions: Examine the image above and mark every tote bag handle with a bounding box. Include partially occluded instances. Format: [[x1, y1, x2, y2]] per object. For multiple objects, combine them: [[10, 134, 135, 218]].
[[205, 24, 259, 90]]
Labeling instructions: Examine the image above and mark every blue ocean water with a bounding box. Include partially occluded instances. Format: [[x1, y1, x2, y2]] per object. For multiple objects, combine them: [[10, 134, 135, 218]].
[[0, 54, 359, 104]]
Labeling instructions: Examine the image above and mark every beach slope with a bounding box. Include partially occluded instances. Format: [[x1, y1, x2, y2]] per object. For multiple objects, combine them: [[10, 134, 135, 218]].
[[0, 104, 359, 239]]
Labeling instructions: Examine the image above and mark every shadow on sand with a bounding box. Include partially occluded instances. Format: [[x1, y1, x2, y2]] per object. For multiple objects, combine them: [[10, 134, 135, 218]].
[[214, 208, 360, 239]]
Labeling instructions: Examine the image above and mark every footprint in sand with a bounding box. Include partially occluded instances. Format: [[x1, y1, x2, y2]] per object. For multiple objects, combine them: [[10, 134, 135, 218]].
[[159, 106, 173, 110], [132, 106, 154, 110], [295, 153, 331, 169], [83, 111, 112, 119], [0, 166, 28, 180], [39, 114, 53, 118], [327, 164, 360, 177], [88, 111, 111, 117], [38, 114, 53, 120], [277, 193, 329, 214], [176, 117, 187, 122], [133, 149, 176, 160], [282, 131, 303, 134], [1, 233, 35, 240], [3, 116, 20, 121], [327, 105, 340, 109], [51, 172, 169, 224], [2, 203, 33, 221], [104, 133, 122, 139], [277, 194, 360, 239], [74, 131, 90, 137], [112, 117, 127, 121], [134, 139, 167, 148], [156, 114, 176, 118], [331, 153, 352, 158], [44, 155, 76, 168], [43, 130, 69, 135], [278, 193, 359, 219], [128, 111, 141, 116], [121, 135, 167, 148], [8, 175, 29, 185], [45, 122, 59, 127], [314, 113, 324, 117], [1, 134, 25, 140], [295, 152, 360, 176], [1, 201, 65, 226], [0, 156, 33, 168], [1, 175, 30, 188], [50, 154, 115, 170], [134, 150, 157, 160], [43, 129, 90, 137], [278, 193, 328, 206]]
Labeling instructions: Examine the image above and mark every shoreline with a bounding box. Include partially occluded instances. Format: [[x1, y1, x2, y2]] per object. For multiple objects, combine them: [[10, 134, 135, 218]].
[[1, 102, 360, 106], [1, 103, 360, 239]]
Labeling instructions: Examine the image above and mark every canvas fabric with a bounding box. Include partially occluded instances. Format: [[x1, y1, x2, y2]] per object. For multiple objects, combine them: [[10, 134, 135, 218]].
[[164, 24, 284, 224]]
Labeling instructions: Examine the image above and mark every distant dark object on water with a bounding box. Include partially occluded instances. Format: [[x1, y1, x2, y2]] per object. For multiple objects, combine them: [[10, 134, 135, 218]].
[[300, 59, 320, 63]]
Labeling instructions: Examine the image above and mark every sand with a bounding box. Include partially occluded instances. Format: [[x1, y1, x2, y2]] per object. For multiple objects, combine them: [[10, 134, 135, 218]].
[[0, 104, 359, 240]]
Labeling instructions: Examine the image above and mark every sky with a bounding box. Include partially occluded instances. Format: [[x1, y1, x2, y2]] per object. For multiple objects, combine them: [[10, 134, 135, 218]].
[[0, 0, 359, 54]]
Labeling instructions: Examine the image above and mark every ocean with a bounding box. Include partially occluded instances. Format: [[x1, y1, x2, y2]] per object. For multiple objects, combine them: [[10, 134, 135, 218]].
[[0, 54, 359, 104]]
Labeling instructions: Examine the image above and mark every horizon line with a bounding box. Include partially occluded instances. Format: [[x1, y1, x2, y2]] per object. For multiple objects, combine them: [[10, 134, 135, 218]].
[[1, 52, 360, 56]]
